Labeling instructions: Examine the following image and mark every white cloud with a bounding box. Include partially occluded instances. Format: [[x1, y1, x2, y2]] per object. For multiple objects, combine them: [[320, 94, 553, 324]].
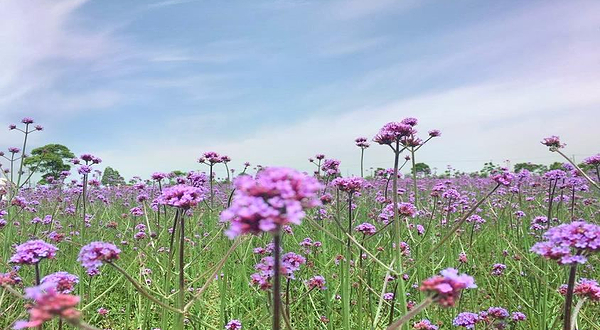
[[96, 75, 600, 179]]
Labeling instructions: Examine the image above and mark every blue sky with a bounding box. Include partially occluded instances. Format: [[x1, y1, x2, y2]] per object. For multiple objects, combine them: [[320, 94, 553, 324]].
[[1, 0, 599, 179]]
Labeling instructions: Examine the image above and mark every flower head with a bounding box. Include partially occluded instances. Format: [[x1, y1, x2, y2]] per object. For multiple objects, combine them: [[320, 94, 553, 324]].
[[420, 268, 476, 307], [78, 242, 121, 275], [453, 312, 479, 329], [531, 220, 600, 265], [541, 135, 565, 149], [157, 184, 206, 209], [13, 282, 81, 329], [221, 167, 321, 238], [225, 319, 242, 330], [331, 176, 364, 194], [10, 240, 58, 265], [41, 272, 79, 294]]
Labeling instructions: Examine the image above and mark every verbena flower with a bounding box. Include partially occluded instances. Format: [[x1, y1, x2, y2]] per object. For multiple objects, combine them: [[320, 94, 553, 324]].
[[420, 268, 476, 307], [9, 240, 58, 265], [157, 184, 206, 209], [332, 177, 364, 193], [530, 220, 600, 265], [355, 222, 377, 236], [225, 319, 242, 330], [453, 312, 479, 329], [12, 282, 81, 329], [373, 122, 415, 145], [541, 135, 565, 148], [355, 137, 370, 148], [78, 242, 121, 275], [412, 319, 438, 330], [306, 275, 327, 290], [40, 272, 79, 294], [583, 154, 600, 166], [221, 167, 321, 238]]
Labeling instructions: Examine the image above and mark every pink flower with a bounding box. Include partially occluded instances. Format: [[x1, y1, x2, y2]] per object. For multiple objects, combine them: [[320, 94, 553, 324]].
[[13, 283, 81, 329], [420, 268, 476, 307]]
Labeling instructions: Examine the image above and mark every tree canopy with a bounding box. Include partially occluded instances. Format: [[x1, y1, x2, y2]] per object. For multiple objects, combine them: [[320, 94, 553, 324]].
[[101, 167, 125, 186], [23, 144, 75, 184]]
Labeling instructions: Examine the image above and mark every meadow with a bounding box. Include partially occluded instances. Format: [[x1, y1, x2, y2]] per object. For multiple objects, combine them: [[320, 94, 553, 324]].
[[1, 117, 599, 330]]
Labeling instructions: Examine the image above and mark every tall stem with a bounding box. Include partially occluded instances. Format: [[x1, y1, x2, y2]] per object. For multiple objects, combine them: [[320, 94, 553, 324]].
[[16, 126, 29, 187], [176, 209, 186, 330], [273, 228, 282, 330], [410, 148, 418, 207], [386, 296, 434, 330], [360, 149, 364, 178], [563, 263, 578, 330], [391, 142, 408, 330]]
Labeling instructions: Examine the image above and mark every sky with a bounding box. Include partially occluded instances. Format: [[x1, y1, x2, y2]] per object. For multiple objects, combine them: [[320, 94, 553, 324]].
[[1, 0, 599, 180]]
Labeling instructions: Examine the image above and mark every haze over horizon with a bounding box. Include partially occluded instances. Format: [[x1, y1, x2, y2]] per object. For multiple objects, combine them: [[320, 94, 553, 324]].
[[1, 0, 599, 180]]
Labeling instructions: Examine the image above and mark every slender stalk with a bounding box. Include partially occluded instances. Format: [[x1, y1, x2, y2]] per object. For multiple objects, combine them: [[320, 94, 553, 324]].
[[553, 149, 600, 190], [386, 296, 434, 330], [391, 141, 408, 330], [360, 148, 365, 178], [570, 298, 585, 330], [410, 148, 418, 207], [176, 209, 186, 330], [563, 262, 578, 330], [16, 125, 29, 187], [273, 228, 282, 330]]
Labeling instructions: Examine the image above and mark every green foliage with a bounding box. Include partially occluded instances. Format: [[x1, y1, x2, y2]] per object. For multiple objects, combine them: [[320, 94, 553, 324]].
[[479, 161, 501, 177], [23, 144, 75, 183], [413, 162, 431, 175], [101, 166, 125, 186], [514, 162, 547, 174], [548, 161, 564, 170]]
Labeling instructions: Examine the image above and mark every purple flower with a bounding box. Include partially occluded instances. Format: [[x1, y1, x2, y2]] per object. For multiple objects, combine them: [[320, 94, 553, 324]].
[[420, 268, 476, 307], [221, 167, 321, 238], [379, 202, 417, 223], [225, 319, 242, 330], [492, 169, 514, 186], [511, 312, 526, 322], [428, 130, 441, 137], [491, 263, 506, 276], [355, 137, 370, 148], [453, 312, 479, 329], [383, 292, 394, 301], [321, 159, 341, 176], [355, 222, 377, 236], [78, 242, 121, 275], [21, 118, 34, 124], [412, 319, 438, 330], [157, 184, 206, 209], [583, 154, 600, 166], [40, 272, 79, 294], [10, 240, 58, 265], [541, 135, 565, 148], [306, 275, 327, 290], [531, 220, 600, 265], [332, 177, 364, 194], [373, 122, 415, 145]]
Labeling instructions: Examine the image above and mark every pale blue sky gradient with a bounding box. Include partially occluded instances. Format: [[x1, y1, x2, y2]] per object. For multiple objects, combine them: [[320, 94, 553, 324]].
[[1, 0, 599, 179]]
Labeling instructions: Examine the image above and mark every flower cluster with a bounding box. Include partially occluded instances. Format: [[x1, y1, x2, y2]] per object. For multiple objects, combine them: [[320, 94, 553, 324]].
[[583, 154, 600, 166], [225, 319, 242, 330], [559, 278, 600, 302], [331, 176, 364, 194], [305, 275, 327, 290], [40, 272, 79, 294], [157, 184, 207, 209], [355, 137, 370, 149], [9, 240, 58, 265], [531, 220, 600, 265], [78, 242, 121, 275], [453, 307, 525, 329], [221, 167, 321, 238], [420, 268, 476, 307], [378, 202, 417, 223], [355, 222, 377, 236], [412, 319, 438, 330], [541, 135, 565, 149], [250, 252, 307, 290], [321, 159, 341, 176], [13, 283, 81, 329]]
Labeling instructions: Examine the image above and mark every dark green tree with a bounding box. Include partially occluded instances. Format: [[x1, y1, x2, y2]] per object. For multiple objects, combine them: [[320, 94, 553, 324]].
[[514, 162, 547, 174], [479, 161, 501, 177], [23, 144, 75, 184], [548, 162, 564, 170], [413, 162, 431, 175], [101, 167, 125, 186]]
